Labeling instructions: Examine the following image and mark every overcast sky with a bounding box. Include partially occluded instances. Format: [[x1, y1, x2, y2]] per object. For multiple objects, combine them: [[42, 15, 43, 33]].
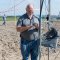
[[0, 0, 60, 16]]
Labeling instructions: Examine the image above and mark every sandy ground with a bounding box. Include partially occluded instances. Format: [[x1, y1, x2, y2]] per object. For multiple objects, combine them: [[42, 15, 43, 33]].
[[0, 21, 22, 60], [0, 21, 60, 60]]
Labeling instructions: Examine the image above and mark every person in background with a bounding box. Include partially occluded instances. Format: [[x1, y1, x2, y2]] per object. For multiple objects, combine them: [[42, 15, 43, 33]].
[[2, 14, 6, 25]]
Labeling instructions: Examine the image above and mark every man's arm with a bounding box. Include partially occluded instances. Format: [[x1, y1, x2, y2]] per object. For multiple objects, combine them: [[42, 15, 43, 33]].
[[16, 26, 33, 32]]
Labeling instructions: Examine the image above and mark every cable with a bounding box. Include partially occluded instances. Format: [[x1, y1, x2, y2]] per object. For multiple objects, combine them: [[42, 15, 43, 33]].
[[0, 0, 26, 13], [53, 50, 60, 60], [44, 0, 48, 15]]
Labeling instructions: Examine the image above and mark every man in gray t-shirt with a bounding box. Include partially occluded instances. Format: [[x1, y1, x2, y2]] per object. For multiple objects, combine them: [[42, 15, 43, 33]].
[[16, 4, 40, 60]]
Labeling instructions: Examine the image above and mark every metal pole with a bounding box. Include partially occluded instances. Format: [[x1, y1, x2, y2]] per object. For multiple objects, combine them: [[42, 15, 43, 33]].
[[39, 0, 44, 60], [47, 0, 51, 60], [14, 0, 16, 21], [48, 47, 49, 60], [47, 0, 51, 29], [48, 0, 50, 18]]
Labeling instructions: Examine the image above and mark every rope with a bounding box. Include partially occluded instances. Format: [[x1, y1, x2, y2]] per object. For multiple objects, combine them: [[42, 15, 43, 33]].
[[0, 0, 26, 13], [53, 50, 60, 60]]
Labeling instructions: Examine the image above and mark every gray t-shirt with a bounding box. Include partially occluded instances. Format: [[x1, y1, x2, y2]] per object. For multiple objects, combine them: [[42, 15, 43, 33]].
[[17, 13, 39, 40]]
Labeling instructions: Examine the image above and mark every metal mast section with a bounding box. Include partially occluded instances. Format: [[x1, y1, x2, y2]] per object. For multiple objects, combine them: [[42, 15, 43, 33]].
[[14, 0, 16, 21], [47, 0, 51, 29], [47, 0, 51, 60], [39, 0, 44, 60]]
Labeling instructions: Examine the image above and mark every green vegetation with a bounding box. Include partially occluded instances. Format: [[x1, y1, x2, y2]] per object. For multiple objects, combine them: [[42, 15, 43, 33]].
[[0, 16, 19, 21], [0, 16, 2, 21]]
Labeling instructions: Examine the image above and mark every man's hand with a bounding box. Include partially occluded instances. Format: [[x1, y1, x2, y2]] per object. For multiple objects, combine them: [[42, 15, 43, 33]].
[[33, 23, 39, 29]]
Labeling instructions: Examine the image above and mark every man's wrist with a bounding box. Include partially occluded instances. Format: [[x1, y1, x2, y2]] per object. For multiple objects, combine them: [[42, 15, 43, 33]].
[[27, 25, 33, 28]]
